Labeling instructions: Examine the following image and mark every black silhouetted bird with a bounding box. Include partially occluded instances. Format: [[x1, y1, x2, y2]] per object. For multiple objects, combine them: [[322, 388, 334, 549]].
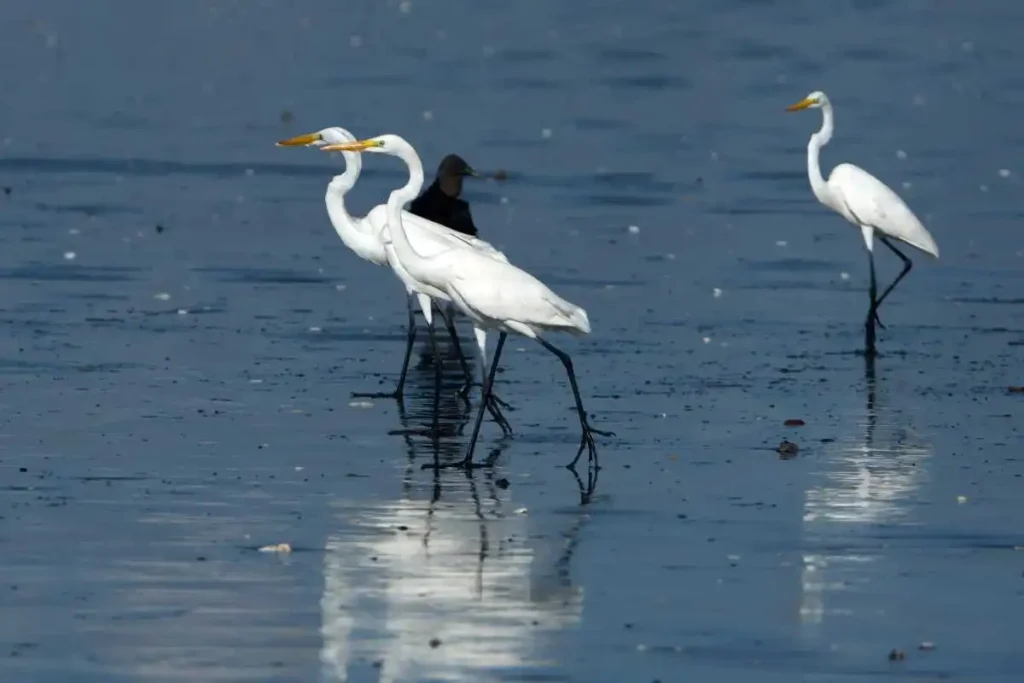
[[407, 154, 479, 237]]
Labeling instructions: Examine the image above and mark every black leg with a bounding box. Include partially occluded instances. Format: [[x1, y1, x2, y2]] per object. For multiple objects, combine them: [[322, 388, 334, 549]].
[[352, 296, 417, 401], [425, 310, 443, 442], [442, 309, 475, 402], [447, 314, 514, 414], [875, 237, 914, 320], [433, 332, 507, 470], [537, 338, 614, 470], [864, 248, 878, 357]]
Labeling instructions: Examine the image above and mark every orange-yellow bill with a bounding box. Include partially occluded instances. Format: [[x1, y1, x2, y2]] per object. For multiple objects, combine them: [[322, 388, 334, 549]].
[[785, 98, 814, 112], [320, 139, 380, 153], [276, 132, 322, 147]]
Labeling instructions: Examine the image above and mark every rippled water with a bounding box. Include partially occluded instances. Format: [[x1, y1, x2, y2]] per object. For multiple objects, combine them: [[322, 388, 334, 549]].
[[2, 0, 1023, 681]]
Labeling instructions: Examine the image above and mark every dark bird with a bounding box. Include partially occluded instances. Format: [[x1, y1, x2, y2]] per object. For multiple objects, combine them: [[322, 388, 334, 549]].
[[407, 154, 480, 237]]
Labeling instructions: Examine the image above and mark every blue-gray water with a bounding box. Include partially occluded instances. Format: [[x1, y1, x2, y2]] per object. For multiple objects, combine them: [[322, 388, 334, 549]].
[[2, 1, 1023, 681]]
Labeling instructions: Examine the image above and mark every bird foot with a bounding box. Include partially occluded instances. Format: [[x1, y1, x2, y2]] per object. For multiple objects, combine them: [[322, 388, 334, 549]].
[[566, 427, 601, 470], [486, 394, 514, 436]]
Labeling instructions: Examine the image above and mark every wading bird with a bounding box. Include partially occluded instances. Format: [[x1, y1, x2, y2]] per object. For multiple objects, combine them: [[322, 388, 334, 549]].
[[321, 135, 613, 470], [786, 91, 939, 356], [409, 154, 480, 237], [277, 128, 511, 434]]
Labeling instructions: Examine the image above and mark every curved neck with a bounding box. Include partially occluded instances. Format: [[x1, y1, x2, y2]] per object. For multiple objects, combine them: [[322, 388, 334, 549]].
[[324, 151, 371, 244], [807, 103, 834, 207], [383, 144, 428, 265]]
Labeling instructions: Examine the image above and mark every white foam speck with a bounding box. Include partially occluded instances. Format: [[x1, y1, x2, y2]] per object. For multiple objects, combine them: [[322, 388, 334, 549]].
[[896, 150, 907, 160], [627, 225, 640, 234], [154, 292, 171, 301], [712, 288, 723, 298], [541, 128, 553, 139], [998, 168, 1011, 178], [63, 251, 76, 260], [776, 240, 787, 247]]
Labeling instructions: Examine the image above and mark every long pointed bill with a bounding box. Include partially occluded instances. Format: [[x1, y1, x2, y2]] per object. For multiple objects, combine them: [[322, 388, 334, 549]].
[[276, 132, 323, 147], [320, 139, 380, 153], [785, 98, 814, 112]]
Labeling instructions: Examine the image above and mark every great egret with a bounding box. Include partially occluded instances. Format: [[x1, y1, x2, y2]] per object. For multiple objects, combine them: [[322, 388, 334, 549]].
[[785, 91, 939, 356], [409, 154, 480, 237], [276, 128, 511, 434], [320, 135, 613, 470]]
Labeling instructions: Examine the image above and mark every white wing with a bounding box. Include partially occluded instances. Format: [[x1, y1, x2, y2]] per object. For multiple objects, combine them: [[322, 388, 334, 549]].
[[828, 163, 939, 258], [445, 256, 590, 337], [365, 205, 509, 263]]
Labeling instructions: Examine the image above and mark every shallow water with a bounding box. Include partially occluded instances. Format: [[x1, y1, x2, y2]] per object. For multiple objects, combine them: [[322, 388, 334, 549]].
[[1, 0, 1023, 681]]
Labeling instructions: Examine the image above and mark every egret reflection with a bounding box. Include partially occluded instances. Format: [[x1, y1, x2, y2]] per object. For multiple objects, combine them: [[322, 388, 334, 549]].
[[319, 349, 596, 681], [799, 355, 934, 632]]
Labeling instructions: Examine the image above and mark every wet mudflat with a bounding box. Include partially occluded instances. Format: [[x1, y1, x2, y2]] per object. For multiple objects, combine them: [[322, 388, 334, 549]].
[[1, 0, 1023, 681]]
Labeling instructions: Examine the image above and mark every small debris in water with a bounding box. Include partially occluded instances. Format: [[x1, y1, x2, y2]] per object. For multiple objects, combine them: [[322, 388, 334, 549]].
[[280, 109, 294, 123], [154, 292, 171, 301], [919, 641, 936, 651], [784, 418, 805, 427], [258, 543, 292, 554], [492, 169, 509, 181], [777, 440, 799, 459], [712, 287, 723, 298], [349, 400, 374, 409], [1008, 386, 1024, 394], [155, 223, 166, 234], [429, 637, 442, 649], [957, 495, 968, 504], [495, 478, 510, 489], [628, 225, 640, 234], [2, 186, 11, 196], [514, 507, 528, 515], [63, 251, 76, 261], [888, 649, 906, 662]]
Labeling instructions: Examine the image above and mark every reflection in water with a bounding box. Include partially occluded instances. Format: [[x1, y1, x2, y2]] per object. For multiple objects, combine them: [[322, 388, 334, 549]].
[[799, 355, 933, 633], [320, 336, 596, 681]]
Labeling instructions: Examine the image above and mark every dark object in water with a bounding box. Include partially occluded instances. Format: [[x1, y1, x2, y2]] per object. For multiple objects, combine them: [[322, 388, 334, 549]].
[[784, 418, 805, 426], [777, 440, 799, 459]]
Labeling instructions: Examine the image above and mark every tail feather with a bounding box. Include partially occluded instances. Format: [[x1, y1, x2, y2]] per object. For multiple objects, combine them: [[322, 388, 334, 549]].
[[543, 292, 591, 335]]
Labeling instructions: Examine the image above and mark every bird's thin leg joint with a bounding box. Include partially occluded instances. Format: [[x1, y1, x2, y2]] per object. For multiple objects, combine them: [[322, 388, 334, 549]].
[[537, 338, 612, 471], [875, 237, 914, 317]]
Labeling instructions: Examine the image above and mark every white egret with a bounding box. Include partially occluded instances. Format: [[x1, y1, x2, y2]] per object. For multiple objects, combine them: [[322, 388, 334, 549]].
[[276, 128, 511, 434], [320, 135, 613, 470], [786, 91, 939, 356]]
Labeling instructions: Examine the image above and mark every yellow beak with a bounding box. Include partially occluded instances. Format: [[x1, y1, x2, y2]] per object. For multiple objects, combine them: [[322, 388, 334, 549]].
[[785, 98, 814, 112], [320, 139, 380, 153], [276, 132, 323, 147]]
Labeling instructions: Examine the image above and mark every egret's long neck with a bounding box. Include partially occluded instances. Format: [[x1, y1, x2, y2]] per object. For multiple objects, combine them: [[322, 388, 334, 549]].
[[324, 151, 360, 232], [383, 144, 428, 266], [807, 104, 835, 208]]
